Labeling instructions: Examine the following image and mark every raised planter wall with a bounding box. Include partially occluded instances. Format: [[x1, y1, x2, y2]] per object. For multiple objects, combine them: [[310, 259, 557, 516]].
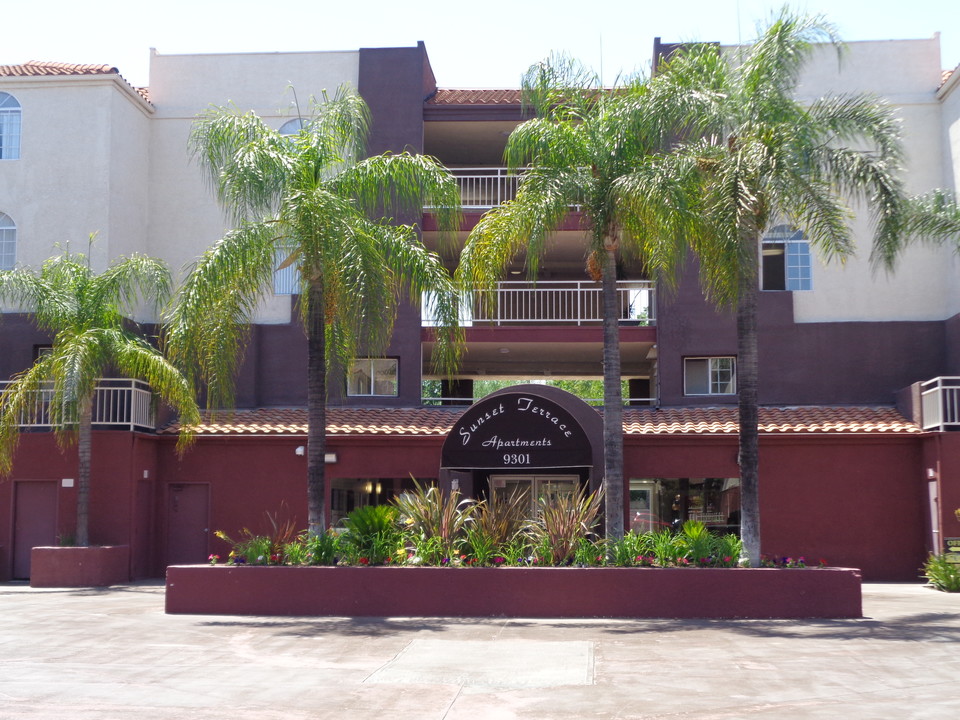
[[165, 565, 862, 619], [30, 546, 131, 588]]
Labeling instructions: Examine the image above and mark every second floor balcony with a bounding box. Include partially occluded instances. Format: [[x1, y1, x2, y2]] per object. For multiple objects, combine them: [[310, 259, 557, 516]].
[[0, 378, 155, 431], [423, 280, 656, 327]]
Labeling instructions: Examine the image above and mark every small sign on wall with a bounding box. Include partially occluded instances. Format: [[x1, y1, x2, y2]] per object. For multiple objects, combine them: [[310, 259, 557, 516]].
[[945, 537, 960, 564]]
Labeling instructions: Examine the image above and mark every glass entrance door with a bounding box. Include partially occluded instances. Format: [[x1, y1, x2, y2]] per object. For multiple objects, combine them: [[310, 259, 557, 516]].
[[490, 475, 581, 515]]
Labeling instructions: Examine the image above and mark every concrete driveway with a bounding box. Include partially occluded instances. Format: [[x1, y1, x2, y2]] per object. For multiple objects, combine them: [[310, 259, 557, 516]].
[[1, 581, 958, 719]]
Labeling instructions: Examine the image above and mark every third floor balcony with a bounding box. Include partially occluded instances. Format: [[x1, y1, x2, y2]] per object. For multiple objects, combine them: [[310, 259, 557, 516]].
[[423, 280, 655, 328]]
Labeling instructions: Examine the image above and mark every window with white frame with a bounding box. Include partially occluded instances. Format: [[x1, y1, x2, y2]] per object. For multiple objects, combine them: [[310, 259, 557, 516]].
[[347, 358, 398, 397], [273, 244, 300, 295], [0, 93, 22, 160], [684, 357, 736, 396], [0, 212, 16, 270], [761, 224, 811, 291]]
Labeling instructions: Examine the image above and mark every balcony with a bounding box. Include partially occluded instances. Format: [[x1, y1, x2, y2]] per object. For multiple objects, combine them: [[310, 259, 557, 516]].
[[424, 280, 655, 327], [441, 167, 522, 210], [920, 377, 960, 431], [0, 378, 155, 431]]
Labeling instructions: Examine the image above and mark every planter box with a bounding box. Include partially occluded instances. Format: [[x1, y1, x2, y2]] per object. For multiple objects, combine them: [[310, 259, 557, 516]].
[[166, 565, 862, 619], [30, 546, 130, 588]]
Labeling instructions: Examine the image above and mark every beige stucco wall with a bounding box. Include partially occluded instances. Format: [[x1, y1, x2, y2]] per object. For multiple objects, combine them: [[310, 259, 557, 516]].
[[727, 36, 958, 323], [937, 68, 960, 315], [146, 49, 360, 324], [0, 75, 152, 314]]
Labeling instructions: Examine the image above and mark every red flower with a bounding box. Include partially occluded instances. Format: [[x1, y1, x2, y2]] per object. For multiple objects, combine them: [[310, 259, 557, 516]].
[[359, 557, 369, 565]]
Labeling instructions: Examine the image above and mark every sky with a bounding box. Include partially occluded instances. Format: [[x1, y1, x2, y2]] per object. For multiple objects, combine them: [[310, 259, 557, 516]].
[[3, 0, 960, 89]]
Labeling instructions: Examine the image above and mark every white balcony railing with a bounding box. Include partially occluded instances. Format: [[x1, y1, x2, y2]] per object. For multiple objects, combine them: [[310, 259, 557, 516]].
[[422, 395, 657, 407], [441, 167, 523, 209], [424, 280, 655, 327], [0, 378, 155, 431], [920, 377, 960, 431]]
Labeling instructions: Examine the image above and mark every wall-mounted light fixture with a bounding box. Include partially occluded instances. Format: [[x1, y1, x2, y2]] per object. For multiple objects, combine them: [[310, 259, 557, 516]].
[[295, 447, 337, 463]]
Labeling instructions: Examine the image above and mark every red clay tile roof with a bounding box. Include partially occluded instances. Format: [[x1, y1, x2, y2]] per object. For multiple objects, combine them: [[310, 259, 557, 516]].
[[163, 407, 462, 436], [0, 61, 150, 102], [162, 405, 919, 437], [622, 406, 919, 435], [427, 89, 521, 105], [0, 60, 119, 77]]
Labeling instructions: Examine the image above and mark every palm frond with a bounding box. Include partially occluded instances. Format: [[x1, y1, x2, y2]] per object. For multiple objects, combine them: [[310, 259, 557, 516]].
[[189, 106, 296, 223], [165, 221, 279, 410], [111, 330, 200, 450], [904, 190, 960, 247], [89, 254, 173, 318], [333, 152, 462, 234], [0, 355, 56, 475]]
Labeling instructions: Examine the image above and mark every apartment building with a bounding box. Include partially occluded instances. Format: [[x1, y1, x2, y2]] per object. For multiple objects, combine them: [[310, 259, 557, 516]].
[[1, 37, 959, 582]]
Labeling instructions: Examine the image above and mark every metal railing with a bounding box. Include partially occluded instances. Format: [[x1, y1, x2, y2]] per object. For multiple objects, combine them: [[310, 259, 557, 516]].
[[920, 377, 960, 431], [0, 378, 155, 431], [422, 395, 657, 407], [438, 167, 523, 209], [424, 280, 655, 327]]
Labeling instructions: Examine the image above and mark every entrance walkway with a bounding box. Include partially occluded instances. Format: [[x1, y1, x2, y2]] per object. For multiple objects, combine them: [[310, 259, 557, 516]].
[[0, 581, 958, 719]]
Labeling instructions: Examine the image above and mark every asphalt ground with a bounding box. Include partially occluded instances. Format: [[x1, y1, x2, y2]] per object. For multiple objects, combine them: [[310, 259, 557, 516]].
[[0, 581, 958, 719]]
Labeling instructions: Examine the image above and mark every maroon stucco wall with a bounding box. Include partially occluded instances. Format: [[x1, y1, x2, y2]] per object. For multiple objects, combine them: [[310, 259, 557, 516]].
[[0, 431, 158, 580], [166, 565, 863, 619], [1, 427, 935, 582], [30, 545, 130, 587], [945, 312, 960, 375], [656, 260, 948, 407], [925, 433, 960, 554], [625, 433, 926, 580]]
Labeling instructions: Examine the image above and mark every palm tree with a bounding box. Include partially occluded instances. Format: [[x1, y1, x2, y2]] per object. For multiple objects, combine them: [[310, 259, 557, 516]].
[[629, 9, 909, 565], [457, 57, 690, 540], [0, 247, 200, 546], [167, 87, 463, 535]]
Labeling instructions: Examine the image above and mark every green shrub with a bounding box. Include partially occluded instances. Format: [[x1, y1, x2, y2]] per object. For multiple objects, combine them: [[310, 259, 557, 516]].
[[526, 486, 602, 565], [607, 531, 654, 566], [923, 554, 960, 592], [339, 505, 402, 565], [302, 530, 341, 565], [394, 480, 476, 561], [678, 520, 715, 565]]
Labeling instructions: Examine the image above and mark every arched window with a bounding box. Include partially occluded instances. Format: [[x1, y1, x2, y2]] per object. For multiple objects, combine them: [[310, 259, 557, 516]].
[[762, 224, 811, 291], [0, 93, 22, 160], [0, 212, 16, 270], [279, 118, 304, 135]]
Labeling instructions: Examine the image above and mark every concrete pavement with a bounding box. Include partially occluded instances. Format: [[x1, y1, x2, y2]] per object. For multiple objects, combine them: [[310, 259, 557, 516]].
[[1, 580, 958, 719]]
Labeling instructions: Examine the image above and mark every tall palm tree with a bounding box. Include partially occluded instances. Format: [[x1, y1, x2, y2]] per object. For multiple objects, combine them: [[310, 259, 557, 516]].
[[628, 9, 909, 565], [0, 247, 200, 546], [167, 88, 463, 535], [457, 57, 690, 540]]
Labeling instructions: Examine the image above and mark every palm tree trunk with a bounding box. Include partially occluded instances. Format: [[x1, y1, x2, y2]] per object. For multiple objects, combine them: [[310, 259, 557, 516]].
[[601, 247, 624, 540], [737, 234, 761, 566], [76, 399, 93, 547], [306, 279, 327, 536]]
